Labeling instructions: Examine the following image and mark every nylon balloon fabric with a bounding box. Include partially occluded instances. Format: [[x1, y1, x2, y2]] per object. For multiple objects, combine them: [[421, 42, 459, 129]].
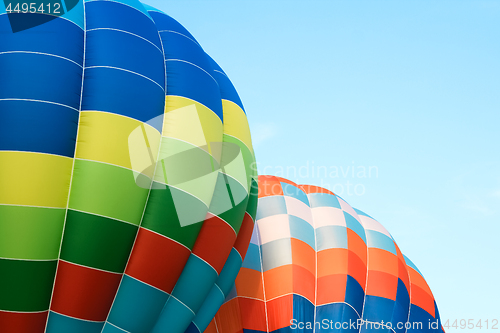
[[203, 176, 444, 333], [0, 1, 257, 332]]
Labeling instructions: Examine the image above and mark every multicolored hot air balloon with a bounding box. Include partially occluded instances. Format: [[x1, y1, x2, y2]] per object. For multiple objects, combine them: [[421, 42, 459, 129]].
[[0, 1, 257, 332], [202, 176, 444, 333]]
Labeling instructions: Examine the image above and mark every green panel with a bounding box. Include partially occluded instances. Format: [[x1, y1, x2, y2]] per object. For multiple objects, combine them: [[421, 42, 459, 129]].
[[223, 134, 256, 189], [246, 178, 259, 220], [0, 258, 57, 311], [0, 205, 65, 260], [141, 183, 207, 249], [60, 210, 138, 273], [69, 159, 150, 225], [210, 173, 249, 234]]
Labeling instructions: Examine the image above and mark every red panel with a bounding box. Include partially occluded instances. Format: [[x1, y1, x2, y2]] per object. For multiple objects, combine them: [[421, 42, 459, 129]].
[[348, 250, 367, 290], [292, 265, 315, 303], [398, 258, 410, 291], [257, 175, 283, 198], [266, 294, 293, 331], [410, 284, 436, 318], [50, 261, 121, 321], [192, 215, 237, 274], [316, 274, 347, 305], [203, 319, 219, 333], [238, 297, 267, 332], [365, 270, 398, 301], [0, 311, 48, 333], [233, 213, 255, 260], [125, 228, 191, 293], [213, 298, 243, 333], [347, 228, 367, 264]]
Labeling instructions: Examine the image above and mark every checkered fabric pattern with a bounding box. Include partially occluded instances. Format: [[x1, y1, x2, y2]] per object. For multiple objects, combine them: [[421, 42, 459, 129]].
[[203, 176, 445, 333]]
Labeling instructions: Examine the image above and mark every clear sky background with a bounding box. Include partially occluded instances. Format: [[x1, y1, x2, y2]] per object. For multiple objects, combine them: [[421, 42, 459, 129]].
[[148, 0, 499, 328]]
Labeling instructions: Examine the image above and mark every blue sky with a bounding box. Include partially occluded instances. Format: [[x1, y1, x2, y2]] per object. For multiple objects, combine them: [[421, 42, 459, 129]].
[[148, 0, 499, 327]]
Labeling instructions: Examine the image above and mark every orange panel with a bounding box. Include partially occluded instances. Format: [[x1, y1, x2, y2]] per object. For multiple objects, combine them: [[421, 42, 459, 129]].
[[203, 319, 219, 333], [398, 258, 410, 291], [274, 177, 298, 187], [348, 250, 367, 290], [257, 175, 283, 198], [316, 274, 347, 305], [215, 298, 244, 333], [368, 248, 398, 276], [238, 297, 268, 332], [267, 294, 294, 331], [347, 228, 367, 264], [291, 238, 316, 275], [292, 265, 315, 303], [366, 270, 398, 301], [264, 265, 293, 300], [410, 284, 436, 318], [299, 185, 335, 195], [317, 248, 348, 277], [407, 266, 433, 296], [235, 267, 264, 300]]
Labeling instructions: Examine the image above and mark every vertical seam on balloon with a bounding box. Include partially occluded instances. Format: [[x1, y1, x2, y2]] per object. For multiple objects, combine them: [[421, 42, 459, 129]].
[[255, 214, 270, 333], [43, 1, 87, 332], [310, 192, 318, 333], [404, 260, 413, 333], [213, 317, 220, 333], [358, 214, 370, 333], [100, 14, 168, 332]]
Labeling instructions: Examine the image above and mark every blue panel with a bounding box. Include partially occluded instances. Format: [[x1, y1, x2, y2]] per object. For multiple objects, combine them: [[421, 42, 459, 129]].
[[149, 11, 199, 47], [316, 225, 347, 251], [241, 243, 262, 271], [344, 212, 367, 243], [208, 56, 245, 112], [160, 31, 212, 74], [45, 311, 104, 333], [353, 208, 374, 220], [185, 322, 201, 333], [86, 1, 161, 49], [289, 216, 315, 249], [171, 254, 218, 313], [308, 193, 341, 209], [150, 295, 198, 333], [0, 53, 83, 109], [192, 284, 225, 332], [0, 16, 83, 64], [362, 295, 395, 326], [391, 280, 410, 333], [85, 29, 165, 87], [81, 67, 165, 130], [345, 275, 365, 316], [101, 322, 131, 333], [0, 100, 78, 157], [407, 304, 437, 333], [165, 60, 222, 120], [291, 294, 315, 333], [255, 195, 287, 220], [106, 275, 169, 333], [217, 248, 243, 295], [281, 182, 309, 206], [365, 230, 396, 255], [316, 302, 360, 333]]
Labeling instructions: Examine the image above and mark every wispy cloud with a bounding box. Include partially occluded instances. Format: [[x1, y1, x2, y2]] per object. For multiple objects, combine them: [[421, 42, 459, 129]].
[[251, 122, 279, 147]]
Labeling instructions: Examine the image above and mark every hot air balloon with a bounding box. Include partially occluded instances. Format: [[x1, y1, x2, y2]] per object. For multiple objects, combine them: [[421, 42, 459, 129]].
[[201, 176, 444, 333], [0, 1, 257, 332]]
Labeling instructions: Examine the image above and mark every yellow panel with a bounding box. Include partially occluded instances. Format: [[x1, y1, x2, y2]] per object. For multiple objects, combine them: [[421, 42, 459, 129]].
[[0, 152, 73, 208], [163, 96, 223, 163], [222, 100, 254, 154], [76, 111, 161, 178]]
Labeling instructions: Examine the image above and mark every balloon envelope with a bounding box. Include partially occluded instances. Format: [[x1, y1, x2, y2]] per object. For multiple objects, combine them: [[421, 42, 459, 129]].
[[203, 176, 444, 333], [0, 2, 257, 332]]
